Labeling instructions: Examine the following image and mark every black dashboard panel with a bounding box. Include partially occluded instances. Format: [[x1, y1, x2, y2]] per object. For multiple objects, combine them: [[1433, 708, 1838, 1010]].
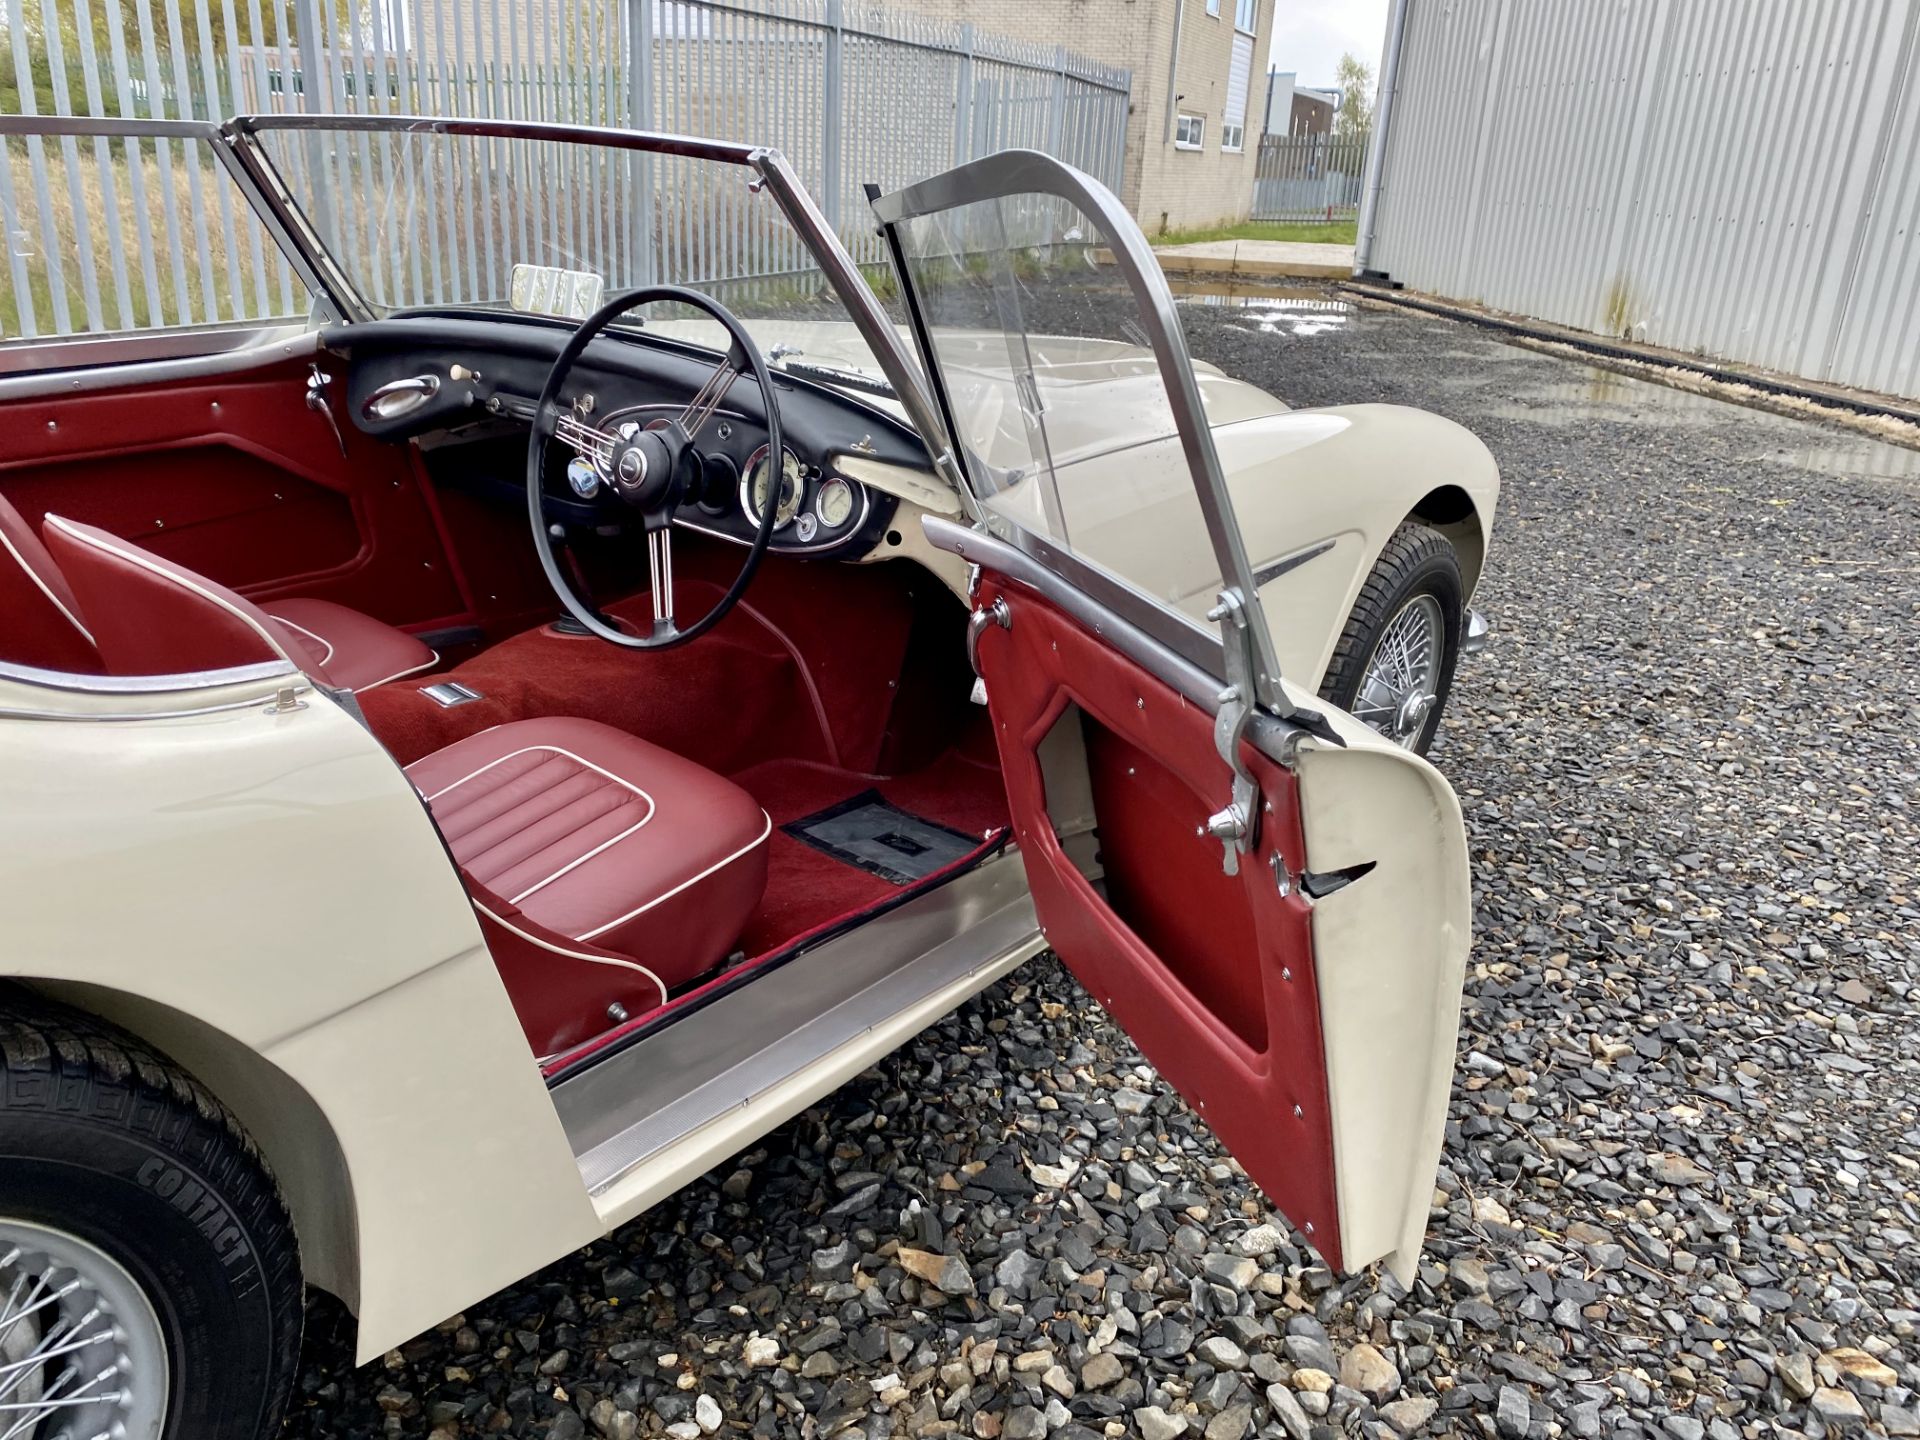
[[319, 313, 932, 559]]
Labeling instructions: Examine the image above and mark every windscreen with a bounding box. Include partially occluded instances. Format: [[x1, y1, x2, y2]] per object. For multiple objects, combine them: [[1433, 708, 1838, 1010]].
[[250, 125, 898, 374], [893, 193, 1224, 616], [1, 129, 309, 342]]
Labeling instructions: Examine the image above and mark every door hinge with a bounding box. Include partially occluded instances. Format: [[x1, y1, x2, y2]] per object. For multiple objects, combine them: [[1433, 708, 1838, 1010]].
[[1200, 588, 1261, 876]]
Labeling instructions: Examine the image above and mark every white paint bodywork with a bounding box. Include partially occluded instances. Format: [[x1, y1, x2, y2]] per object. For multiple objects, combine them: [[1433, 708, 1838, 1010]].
[[684, 318, 1500, 694], [0, 665, 602, 1361], [1291, 702, 1470, 1282], [0, 293, 1488, 1369]]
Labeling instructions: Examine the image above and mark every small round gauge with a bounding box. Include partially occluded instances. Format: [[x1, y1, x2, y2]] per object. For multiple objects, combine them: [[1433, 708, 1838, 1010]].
[[815, 476, 856, 529], [699, 452, 738, 513], [742, 445, 804, 529]]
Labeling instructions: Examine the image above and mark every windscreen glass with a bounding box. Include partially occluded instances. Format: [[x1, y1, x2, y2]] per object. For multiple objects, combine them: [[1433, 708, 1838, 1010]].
[[251, 125, 897, 375], [1, 130, 309, 341], [893, 192, 1222, 616]]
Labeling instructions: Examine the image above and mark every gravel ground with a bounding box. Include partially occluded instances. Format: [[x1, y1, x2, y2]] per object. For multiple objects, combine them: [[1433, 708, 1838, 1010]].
[[287, 296, 1920, 1440]]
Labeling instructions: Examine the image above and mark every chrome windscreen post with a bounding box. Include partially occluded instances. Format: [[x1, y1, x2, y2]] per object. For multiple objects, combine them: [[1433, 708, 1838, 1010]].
[[1202, 588, 1261, 876]]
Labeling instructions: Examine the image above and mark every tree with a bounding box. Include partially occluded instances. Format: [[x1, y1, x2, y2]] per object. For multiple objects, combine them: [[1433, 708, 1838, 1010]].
[[1333, 52, 1375, 145]]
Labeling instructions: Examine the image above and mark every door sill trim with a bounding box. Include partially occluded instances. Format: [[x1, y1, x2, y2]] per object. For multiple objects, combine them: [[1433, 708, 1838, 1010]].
[[551, 850, 1041, 1221]]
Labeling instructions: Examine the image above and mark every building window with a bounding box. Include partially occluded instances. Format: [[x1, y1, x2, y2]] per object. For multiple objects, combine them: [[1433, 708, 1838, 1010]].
[[1221, 122, 1245, 152], [1206, 0, 1222, 15], [1235, 0, 1257, 32], [1175, 114, 1205, 149]]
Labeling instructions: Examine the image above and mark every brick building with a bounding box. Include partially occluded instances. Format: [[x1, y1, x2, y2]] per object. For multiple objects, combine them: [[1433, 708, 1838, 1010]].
[[902, 0, 1276, 234]]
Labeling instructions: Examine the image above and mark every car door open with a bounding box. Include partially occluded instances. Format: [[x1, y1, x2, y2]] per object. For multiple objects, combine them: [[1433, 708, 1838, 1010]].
[[872, 151, 1472, 1281]]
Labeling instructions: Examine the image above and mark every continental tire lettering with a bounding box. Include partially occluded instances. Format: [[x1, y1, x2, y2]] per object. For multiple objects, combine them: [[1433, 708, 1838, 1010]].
[[136, 1157, 253, 1273]]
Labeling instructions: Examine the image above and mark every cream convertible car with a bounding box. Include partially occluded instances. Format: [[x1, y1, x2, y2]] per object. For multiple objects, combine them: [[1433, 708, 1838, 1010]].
[[0, 116, 1492, 1438]]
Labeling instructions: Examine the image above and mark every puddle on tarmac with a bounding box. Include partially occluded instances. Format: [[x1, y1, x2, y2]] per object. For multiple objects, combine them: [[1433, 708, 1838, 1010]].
[[1480, 366, 1920, 484], [1172, 286, 1920, 485], [1173, 283, 1354, 337]]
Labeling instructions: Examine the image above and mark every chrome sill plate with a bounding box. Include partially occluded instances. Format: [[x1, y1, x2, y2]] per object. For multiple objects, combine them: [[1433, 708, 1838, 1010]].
[[554, 850, 1040, 1200]]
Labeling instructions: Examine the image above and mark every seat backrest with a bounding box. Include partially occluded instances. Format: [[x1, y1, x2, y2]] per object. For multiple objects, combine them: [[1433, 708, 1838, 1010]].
[[0, 493, 103, 673], [42, 515, 332, 683]]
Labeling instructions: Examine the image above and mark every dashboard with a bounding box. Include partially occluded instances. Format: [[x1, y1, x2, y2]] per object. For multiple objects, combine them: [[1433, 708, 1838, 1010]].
[[322, 313, 933, 560]]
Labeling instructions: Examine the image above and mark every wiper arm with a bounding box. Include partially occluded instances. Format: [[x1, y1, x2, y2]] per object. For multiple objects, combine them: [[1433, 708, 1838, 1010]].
[[779, 358, 897, 400]]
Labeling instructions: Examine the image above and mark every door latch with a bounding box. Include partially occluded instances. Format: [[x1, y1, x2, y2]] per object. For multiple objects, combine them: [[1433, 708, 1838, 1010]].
[[306, 365, 348, 458], [1200, 588, 1261, 876]]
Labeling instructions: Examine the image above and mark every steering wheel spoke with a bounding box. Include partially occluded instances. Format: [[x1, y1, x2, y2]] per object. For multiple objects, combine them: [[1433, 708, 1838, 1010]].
[[646, 522, 676, 637], [552, 408, 618, 471], [673, 354, 741, 443]]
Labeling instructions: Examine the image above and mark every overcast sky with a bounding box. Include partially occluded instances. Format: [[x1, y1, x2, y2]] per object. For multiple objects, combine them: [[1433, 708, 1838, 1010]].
[[1267, 0, 1392, 89]]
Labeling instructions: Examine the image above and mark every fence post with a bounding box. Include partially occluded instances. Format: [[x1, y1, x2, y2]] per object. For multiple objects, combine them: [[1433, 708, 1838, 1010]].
[[626, 0, 655, 283], [953, 22, 975, 168], [290, 0, 336, 245], [1046, 45, 1067, 158], [822, 0, 844, 235]]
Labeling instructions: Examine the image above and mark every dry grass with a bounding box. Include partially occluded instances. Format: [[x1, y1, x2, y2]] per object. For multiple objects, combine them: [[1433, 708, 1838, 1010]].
[[2, 138, 306, 339]]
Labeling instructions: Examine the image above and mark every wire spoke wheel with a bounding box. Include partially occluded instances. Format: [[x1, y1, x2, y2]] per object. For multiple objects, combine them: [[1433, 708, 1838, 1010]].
[[1352, 592, 1446, 750], [0, 1219, 167, 1440]]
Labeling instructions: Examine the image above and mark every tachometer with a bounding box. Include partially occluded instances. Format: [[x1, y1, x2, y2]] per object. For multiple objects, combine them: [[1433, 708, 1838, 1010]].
[[815, 477, 856, 529], [743, 445, 804, 529]]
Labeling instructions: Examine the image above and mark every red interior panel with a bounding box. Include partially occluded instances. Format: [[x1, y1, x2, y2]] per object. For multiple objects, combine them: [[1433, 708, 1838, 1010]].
[[359, 552, 941, 777], [0, 355, 464, 629], [973, 573, 1343, 1269]]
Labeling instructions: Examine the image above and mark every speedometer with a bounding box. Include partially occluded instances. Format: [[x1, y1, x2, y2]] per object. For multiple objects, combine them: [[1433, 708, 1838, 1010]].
[[743, 445, 804, 530]]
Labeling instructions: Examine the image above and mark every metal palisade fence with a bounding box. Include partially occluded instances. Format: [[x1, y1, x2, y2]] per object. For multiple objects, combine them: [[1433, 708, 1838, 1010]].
[[1251, 130, 1366, 224], [1, 0, 1131, 341]]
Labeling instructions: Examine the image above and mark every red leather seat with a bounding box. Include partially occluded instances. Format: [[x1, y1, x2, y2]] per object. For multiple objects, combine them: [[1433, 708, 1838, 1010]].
[[19, 508, 435, 691], [0, 495, 101, 674], [255, 596, 439, 693], [39, 511, 770, 1050], [406, 717, 771, 1007]]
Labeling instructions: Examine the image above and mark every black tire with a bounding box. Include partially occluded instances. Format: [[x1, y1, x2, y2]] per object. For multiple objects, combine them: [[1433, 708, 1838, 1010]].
[[1318, 522, 1464, 756], [0, 995, 302, 1439]]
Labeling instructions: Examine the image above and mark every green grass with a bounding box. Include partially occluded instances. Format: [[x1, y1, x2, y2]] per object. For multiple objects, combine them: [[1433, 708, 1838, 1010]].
[[1152, 218, 1358, 248]]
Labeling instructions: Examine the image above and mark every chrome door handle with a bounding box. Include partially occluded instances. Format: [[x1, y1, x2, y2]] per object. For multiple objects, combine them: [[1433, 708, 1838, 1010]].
[[363, 374, 442, 421]]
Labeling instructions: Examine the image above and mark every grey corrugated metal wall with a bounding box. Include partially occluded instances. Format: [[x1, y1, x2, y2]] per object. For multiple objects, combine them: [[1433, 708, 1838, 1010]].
[[1367, 0, 1920, 400]]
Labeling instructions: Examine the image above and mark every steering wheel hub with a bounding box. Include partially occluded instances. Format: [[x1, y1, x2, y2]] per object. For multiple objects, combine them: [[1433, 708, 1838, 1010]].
[[610, 430, 677, 510]]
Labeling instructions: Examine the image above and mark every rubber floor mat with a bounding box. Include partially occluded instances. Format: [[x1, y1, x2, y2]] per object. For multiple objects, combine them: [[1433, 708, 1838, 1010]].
[[783, 790, 983, 885]]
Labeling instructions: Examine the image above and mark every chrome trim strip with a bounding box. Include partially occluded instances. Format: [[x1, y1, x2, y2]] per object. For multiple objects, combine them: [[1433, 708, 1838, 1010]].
[[0, 322, 303, 372], [0, 329, 317, 399], [1252, 539, 1336, 588], [0, 116, 219, 140], [0, 659, 297, 694], [230, 112, 767, 165], [989, 521, 1224, 679], [0, 695, 289, 723], [553, 851, 1040, 1191], [870, 149, 1292, 714], [923, 514, 1335, 755], [0, 659, 307, 722]]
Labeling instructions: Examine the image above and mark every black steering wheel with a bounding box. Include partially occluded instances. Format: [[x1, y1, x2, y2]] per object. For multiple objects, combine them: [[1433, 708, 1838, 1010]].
[[527, 284, 782, 648]]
